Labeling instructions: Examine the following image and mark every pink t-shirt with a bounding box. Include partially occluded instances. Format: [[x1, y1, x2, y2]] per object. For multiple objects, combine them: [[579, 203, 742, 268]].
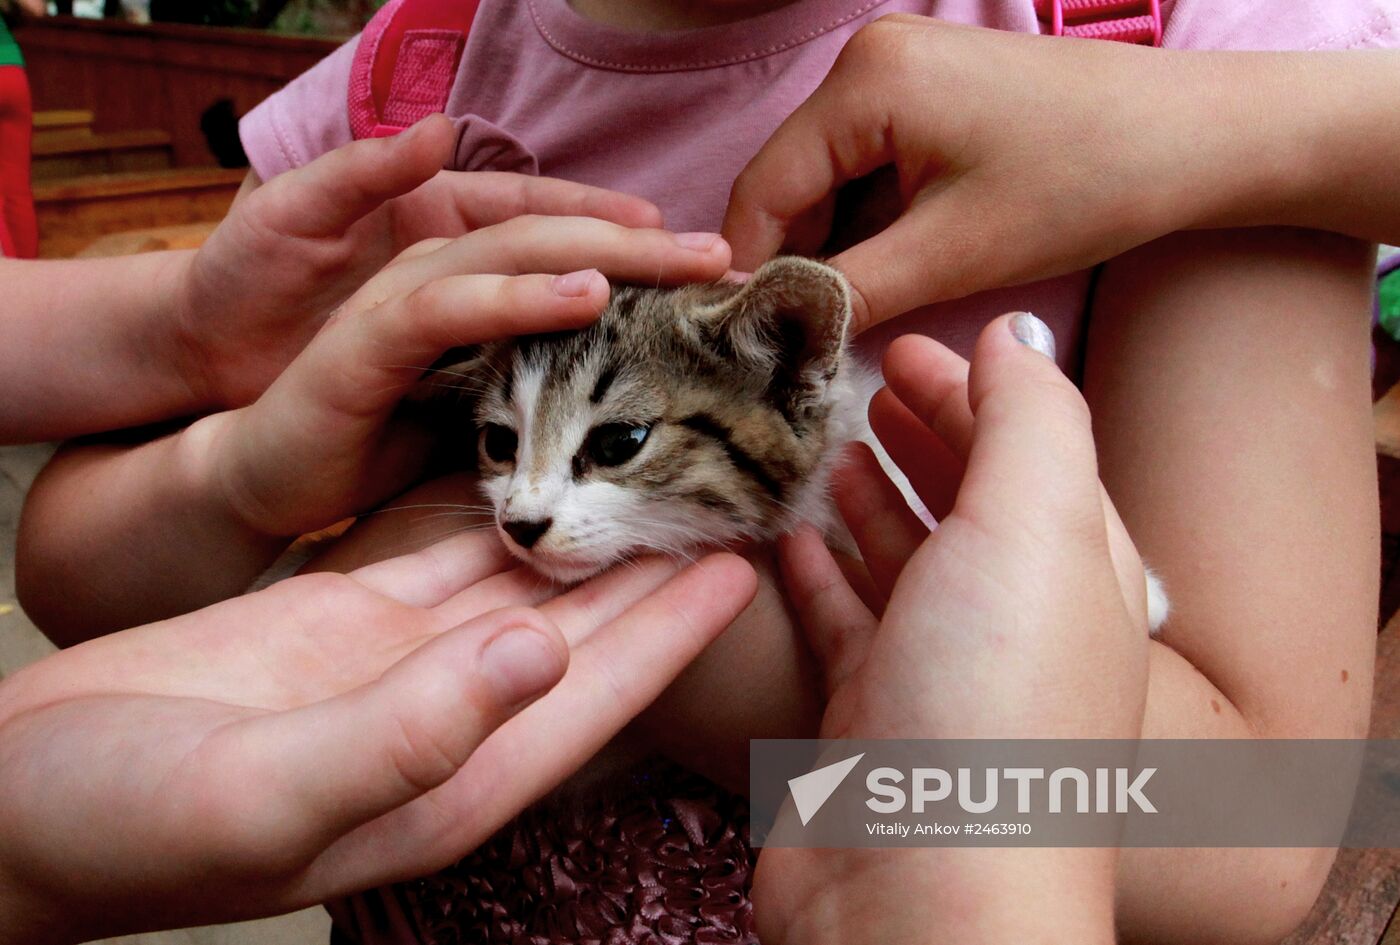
[[240, 0, 1399, 373]]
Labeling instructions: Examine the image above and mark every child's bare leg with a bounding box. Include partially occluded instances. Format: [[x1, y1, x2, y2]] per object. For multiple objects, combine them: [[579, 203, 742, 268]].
[[1088, 228, 1378, 945]]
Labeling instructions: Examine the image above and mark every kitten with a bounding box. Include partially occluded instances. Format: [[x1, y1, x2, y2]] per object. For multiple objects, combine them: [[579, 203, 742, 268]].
[[433, 257, 874, 582], [430, 257, 1169, 632]]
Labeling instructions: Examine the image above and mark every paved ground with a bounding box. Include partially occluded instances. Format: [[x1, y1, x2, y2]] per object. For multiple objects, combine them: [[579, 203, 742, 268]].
[[0, 443, 331, 945]]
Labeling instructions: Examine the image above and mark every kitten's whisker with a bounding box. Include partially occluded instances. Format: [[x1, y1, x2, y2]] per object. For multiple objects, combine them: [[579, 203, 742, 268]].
[[368, 503, 496, 516]]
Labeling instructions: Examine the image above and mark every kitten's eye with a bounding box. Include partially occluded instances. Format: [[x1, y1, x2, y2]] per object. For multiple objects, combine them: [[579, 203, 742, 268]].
[[586, 423, 651, 467], [481, 424, 518, 463]]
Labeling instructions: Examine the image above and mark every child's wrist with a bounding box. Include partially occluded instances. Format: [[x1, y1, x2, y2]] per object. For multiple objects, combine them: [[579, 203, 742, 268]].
[[178, 412, 294, 547], [160, 249, 224, 413], [1181, 52, 1327, 234], [1144, 52, 1266, 235]]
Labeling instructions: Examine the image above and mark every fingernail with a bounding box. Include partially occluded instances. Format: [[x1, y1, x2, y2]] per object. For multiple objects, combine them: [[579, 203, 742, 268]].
[[481, 625, 565, 707], [1009, 312, 1056, 361], [552, 269, 604, 297], [675, 232, 721, 252]]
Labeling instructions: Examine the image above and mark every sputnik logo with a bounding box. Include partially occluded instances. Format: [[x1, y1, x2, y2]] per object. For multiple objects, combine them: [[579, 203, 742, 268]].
[[787, 753, 865, 826]]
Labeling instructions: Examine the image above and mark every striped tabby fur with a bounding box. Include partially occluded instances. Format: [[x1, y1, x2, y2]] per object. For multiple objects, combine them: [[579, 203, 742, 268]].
[[436, 257, 877, 582]]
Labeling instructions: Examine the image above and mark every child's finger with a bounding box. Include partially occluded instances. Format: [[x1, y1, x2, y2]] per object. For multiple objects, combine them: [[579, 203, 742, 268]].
[[349, 530, 515, 608], [960, 314, 1104, 537], [880, 334, 975, 462], [371, 216, 730, 304], [209, 605, 568, 855], [722, 35, 896, 274], [281, 271, 608, 423], [833, 548, 886, 617], [305, 554, 757, 891], [777, 525, 878, 699], [436, 554, 684, 646], [534, 556, 684, 645], [832, 443, 928, 600], [867, 388, 964, 521], [252, 114, 456, 242], [441, 171, 665, 231], [427, 567, 562, 626]]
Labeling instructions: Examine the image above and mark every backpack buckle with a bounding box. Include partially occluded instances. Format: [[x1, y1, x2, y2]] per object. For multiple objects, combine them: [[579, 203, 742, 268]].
[[1035, 0, 1163, 46]]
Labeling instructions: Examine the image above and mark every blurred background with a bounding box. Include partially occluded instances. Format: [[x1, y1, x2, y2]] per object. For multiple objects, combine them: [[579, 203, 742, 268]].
[[9, 0, 380, 261]]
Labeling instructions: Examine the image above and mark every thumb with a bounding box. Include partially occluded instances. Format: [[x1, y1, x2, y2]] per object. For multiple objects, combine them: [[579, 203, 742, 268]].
[[222, 606, 567, 849], [960, 312, 1105, 539], [721, 35, 896, 273], [252, 114, 456, 241]]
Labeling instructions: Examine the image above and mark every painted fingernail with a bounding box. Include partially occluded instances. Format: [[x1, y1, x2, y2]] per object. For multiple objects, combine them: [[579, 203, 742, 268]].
[[481, 625, 565, 707], [675, 232, 722, 252], [552, 269, 604, 297], [1009, 312, 1056, 361]]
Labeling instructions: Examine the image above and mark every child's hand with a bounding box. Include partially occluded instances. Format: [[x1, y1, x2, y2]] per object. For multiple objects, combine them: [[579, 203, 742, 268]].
[[754, 316, 1150, 945], [192, 217, 728, 539], [722, 18, 1239, 331], [0, 536, 755, 942], [175, 116, 674, 408]]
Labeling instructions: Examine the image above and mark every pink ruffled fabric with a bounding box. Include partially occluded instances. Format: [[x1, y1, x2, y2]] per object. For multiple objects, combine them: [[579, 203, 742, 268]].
[[397, 761, 757, 945]]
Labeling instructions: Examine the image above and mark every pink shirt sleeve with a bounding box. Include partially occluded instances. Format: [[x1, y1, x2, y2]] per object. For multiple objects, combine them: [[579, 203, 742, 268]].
[[1162, 0, 1399, 51], [239, 37, 359, 182]]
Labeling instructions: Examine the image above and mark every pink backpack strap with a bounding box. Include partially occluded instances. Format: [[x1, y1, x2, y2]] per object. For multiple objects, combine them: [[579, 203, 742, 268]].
[[1035, 0, 1163, 46], [348, 0, 482, 139]]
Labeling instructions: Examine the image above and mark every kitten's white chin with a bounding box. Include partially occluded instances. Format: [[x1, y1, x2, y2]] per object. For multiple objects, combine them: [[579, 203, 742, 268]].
[[511, 549, 613, 584]]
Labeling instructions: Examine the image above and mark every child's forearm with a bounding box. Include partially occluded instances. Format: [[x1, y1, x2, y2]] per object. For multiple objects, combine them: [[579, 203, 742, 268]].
[[0, 252, 209, 444], [16, 423, 285, 645], [1189, 50, 1400, 246]]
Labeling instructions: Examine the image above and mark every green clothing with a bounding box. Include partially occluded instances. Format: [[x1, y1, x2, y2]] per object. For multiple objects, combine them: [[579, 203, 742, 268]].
[[1380, 266, 1400, 341], [0, 18, 23, 68], [0, 18, 22, 68]]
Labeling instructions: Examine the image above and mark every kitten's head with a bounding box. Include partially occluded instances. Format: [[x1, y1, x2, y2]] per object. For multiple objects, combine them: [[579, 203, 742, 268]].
[[436, 257, 853, 581]]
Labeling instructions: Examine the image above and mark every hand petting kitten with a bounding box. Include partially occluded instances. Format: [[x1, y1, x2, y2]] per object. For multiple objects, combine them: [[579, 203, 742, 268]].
[[175, 116, 691, 412], [18, 218, 731, 641], [1, 116, 671, 443], [756, 315, 1150, 945]]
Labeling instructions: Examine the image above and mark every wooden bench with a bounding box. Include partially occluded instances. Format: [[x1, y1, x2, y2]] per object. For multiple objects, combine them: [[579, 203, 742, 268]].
[[32, 108, 95, 146], [34, 166, 244, 258], [31, 128, 175, 180]]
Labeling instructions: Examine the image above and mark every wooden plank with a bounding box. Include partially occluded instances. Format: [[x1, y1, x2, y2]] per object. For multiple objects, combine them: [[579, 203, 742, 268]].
[[34, 168, 243, 258], [31, 128, 172, 158], [1282, 618, 1400, 945], [33, 108, 95, 131], [33, 167, 246, 202], [31, 129, 176, 181], [1375, 383, 1400, 460], [14, 17, 338, 168]]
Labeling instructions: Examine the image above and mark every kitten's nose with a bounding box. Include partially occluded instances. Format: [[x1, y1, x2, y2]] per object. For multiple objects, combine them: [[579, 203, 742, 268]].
[[502, 517, 553, 550]]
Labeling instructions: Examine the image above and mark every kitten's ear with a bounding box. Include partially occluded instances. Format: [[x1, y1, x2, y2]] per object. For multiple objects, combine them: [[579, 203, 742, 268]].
[[409, 345, 488, 408], [695, 257, 852, 419]]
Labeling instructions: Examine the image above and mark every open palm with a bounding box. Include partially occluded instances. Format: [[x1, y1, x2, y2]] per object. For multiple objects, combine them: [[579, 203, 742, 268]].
[[0, 531, 755, 942]]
